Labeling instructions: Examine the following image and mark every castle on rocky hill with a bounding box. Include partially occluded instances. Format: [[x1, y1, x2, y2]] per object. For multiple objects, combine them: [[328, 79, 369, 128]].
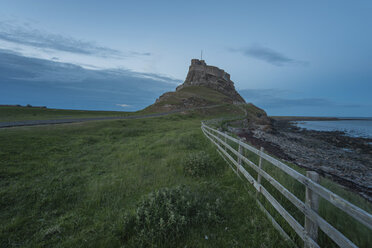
[[176, 59, 245, 103], [148, 59, 246, 112]]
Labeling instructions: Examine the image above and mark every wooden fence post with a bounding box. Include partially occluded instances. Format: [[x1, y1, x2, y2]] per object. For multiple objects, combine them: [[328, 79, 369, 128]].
[[304, 171, 320, 248], [256, 147, 264, 196], [237, 140, 243, 174], [224, 132, 227, 151]]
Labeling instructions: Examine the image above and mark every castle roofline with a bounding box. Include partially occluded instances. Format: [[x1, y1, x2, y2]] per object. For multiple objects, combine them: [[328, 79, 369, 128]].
[[189, 59, 230, 81], [191, 59, 206, 66]]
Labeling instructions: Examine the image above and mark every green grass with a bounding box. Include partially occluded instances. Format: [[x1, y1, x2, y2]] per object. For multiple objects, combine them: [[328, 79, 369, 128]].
[[0, 109, 291, 247], [143, 86, 233, 113], [3, 104, 368, 247], [179, 86, 232, 103], [0, 106, 137, 122]]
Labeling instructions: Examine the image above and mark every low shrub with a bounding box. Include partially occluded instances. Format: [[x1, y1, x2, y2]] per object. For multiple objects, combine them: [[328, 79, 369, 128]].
[[183, 151, 214, 177], [122, 185, 223, 247]]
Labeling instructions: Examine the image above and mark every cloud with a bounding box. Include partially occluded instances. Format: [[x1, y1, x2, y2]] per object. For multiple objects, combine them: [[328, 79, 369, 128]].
[[134, 72, 182, 85], [230, 45, 308, 66], [0, 49, 179, 86], [239, 88, 372, 116], [0, 21, 151, 58], [0, 49, 181, 93], [116, 104, 131, 108], [0, 49, 177, 111], [131, 52, 152, 56]]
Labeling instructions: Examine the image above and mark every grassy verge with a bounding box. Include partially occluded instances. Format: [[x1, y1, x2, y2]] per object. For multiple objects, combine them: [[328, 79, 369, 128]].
[[0, 109, 291, 247]]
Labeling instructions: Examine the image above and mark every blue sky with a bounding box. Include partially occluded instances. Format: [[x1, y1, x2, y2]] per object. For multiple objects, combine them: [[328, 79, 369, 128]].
[[0, 0, 371, 116]]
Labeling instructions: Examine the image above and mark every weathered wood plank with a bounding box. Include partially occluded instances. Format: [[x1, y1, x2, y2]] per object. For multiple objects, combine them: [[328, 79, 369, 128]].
[[260, 186, 320, 248], [305, 172, 320, 248], [216, 148, 242, 180], [257, 147, 264, 197], [238, 141, 243, 175], [202, 127, 258, 189], [216, 149, 236, 172], [256, 199, 296, 246]]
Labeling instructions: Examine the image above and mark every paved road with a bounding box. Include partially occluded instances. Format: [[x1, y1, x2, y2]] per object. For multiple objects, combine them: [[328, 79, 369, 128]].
[[0, 105, 222, 128], [0, 111, 181, 128]]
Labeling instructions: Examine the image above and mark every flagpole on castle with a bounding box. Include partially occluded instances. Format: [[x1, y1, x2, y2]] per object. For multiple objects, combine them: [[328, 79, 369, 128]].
[[201, 50, 203, 60]]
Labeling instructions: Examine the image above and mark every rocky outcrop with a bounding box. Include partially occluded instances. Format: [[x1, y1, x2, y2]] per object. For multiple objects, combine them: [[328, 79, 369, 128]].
[[176, 59, 245, 103]]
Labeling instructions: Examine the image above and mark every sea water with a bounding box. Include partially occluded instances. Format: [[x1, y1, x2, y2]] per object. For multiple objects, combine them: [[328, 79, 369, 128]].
[[294, 118, 372, 139]]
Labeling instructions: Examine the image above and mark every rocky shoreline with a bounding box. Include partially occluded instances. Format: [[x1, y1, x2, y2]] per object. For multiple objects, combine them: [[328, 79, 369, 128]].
[[235, 119, 372, 202]]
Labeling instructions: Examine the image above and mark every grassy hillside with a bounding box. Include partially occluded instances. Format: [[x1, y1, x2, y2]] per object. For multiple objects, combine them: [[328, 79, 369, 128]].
[[143, 86, 235, 113], [0, 105, 291, 247], [0, 106, 135, 122]]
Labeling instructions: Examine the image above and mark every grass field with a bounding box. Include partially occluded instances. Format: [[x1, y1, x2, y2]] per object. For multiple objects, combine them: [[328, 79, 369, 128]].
[[0, 106, 291, 247], [0, 106, 136, 122], [1, 105, 370, 247]]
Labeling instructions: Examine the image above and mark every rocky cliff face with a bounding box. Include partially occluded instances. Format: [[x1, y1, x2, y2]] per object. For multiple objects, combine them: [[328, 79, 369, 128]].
[[176, 59, 245, 103]]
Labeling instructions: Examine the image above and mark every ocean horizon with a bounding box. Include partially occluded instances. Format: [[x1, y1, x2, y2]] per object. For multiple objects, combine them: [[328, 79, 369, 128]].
[[295, 118, 372, 139]]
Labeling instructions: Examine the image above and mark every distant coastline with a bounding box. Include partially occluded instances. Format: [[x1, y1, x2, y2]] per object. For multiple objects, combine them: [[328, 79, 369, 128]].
[[0, 104, 47, 109], [270, 116, 372, 121]]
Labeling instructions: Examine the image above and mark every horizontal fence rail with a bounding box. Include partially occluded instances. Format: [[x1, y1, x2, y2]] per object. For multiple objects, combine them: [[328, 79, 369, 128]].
[[201, 122, 372, 248]]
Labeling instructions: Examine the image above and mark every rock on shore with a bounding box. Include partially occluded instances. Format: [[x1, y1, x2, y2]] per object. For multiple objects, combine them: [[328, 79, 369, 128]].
[[237, 120, 372, 202]]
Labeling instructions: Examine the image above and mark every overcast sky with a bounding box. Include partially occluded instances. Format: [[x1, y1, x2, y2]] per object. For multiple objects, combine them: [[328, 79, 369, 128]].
[[1, 0, 371, 116]]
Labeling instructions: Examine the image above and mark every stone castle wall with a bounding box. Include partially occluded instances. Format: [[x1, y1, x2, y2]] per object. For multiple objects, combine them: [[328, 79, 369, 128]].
[[189, 59, 230, 81]]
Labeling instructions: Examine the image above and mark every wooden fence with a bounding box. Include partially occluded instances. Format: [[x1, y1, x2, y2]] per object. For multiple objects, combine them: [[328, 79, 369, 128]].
[[201, 122, 372, 248]]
